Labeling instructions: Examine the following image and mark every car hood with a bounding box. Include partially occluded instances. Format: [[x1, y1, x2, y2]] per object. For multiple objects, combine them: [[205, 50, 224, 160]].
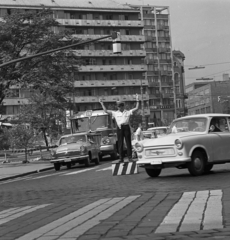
[[56, 142, 84, 152], [141, 132, 204, 147]]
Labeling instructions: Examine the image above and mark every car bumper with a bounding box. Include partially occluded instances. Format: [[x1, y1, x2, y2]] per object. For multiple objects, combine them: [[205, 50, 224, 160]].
[[50, 154, 88, 163], [100, 145, 114, 153], [136, 157, 191, 166]]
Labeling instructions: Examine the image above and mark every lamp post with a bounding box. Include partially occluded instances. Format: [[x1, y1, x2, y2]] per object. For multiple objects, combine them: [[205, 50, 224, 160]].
[[140, 79, 145, 129]]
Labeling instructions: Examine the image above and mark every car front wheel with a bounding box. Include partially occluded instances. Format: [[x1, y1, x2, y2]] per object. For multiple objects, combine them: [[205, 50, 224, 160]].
[[54, 163, 60, 171], [145, 168, 162, 178], [84, 155, 91, 167], [94, 154, 100, 165], [188, 150, 205, 176]]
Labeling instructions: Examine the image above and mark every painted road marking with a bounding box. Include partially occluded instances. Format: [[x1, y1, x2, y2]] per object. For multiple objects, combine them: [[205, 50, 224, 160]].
[[155, 190, 223, 233], [0, 204, 50, 225], [15, 196, 140, 240], [96, 166, 112, 171], [63, 167, 98, 175]]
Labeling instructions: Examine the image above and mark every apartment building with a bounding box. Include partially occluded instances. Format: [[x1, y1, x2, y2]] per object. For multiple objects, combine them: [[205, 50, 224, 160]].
[[186, 80, 230, 115], [0, 0, 186, 127]]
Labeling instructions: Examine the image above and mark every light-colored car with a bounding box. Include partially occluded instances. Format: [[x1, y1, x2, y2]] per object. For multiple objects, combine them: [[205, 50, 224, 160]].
[[134, 114, 230, 177], [146, 126, 168, 138], [50, 132, 101, 171]]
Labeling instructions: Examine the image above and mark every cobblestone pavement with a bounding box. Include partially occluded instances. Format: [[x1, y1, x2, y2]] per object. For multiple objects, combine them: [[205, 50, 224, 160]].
[[0, 161, 230, 240]]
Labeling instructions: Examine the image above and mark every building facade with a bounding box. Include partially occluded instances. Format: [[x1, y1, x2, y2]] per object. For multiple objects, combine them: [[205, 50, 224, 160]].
[[186, 80, 230, 115], [0, 0, 186, 127]]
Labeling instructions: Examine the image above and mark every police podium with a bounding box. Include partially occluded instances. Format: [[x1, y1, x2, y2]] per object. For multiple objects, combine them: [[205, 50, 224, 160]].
[[112, 160, 139, 176]]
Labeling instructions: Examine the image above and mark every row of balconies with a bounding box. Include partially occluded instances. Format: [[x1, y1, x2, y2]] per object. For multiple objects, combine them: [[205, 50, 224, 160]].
[[74, 79, 148, 88], [73, 34, 145, 42], [143, 14, 169, 19], [74, 94, 149, 103], [144, 25, 169, 31], [147, 70, 172, 76], [72, 50, 146, 57], [78, 65, 147, 72], [145, 36, 171, 42], [57, 19, 144, 27]]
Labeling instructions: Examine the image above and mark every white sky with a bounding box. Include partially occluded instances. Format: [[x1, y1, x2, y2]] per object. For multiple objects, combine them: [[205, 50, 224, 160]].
[[116, 0, 230, 85]]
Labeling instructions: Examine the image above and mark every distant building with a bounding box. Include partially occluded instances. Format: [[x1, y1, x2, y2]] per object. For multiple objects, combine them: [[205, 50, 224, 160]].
[[0, 0, 186, 127], [186, 80, 230, 115]]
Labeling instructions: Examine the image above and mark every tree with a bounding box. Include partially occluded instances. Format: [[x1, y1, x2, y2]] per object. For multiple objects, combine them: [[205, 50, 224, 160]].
[[0, 8, 82, 105], [17, 91, 67, 150], [4, 124, 35, 163]]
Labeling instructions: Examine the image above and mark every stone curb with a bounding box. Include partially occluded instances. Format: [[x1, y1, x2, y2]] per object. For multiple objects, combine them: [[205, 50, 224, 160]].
[[0, 166, 54, 182]]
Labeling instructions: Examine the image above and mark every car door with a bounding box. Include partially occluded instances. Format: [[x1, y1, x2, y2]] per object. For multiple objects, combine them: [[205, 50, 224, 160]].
[[209, 117, 230, 161]]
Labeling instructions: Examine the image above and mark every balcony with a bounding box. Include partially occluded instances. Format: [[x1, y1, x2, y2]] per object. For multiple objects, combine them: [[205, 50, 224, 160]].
[[73, 50, 146, 57], [79, 64, 147, 72], [72, 34, 145, 42], [145, 36, 156, 41], [145, 59, 158, 64], [73, 94, 149, 103], [149, 93, 161, 99], [143, 14, 155, 19], [3, 98, 29, 105], [162, 93, 174, 98], [148, 82, 159, 87], [57, 19, 144, 28], [158, 47, 170, 53], [74, 79, 148, 87], [150, 104, 174, 110]]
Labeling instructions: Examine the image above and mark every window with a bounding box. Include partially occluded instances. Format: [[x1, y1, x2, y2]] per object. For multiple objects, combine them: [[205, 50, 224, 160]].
[[125, 29, 130, 35], [204, 89, 210, 94]]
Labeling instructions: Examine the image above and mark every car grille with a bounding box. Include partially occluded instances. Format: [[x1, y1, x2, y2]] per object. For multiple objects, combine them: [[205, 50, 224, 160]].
[[56, 151, 80, 157], [145, 148, 175, 157]]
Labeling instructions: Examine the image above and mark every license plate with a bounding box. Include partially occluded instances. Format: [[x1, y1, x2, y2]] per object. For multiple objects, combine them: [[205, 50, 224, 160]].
[[64, 158, 71, 162], [151, 160, 162, 165]]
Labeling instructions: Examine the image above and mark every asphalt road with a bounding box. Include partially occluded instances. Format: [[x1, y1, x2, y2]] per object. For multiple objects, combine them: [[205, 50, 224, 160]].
[[1, 159, 230, 240]]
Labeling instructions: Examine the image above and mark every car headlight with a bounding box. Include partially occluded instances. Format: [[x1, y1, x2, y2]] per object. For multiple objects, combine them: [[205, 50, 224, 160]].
[[80, 146, 85, 152], [51, 150, 56, 156], [175, 139, 183, 149], [102, 138, 111, 145], [134, 142, 143, 153]]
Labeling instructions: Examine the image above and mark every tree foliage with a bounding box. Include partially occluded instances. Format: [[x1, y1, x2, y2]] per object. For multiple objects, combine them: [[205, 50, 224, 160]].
[[0, 8, 82, 104], [3, 124, 35, 163], [18, 91, 66, 150]]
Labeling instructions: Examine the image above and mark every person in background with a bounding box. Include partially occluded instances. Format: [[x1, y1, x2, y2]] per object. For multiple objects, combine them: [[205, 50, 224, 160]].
[[135, 123, 144, 141], [99, 94, 139, 162]]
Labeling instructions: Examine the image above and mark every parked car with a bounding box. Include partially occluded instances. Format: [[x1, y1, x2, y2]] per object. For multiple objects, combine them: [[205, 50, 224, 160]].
[[134, 114, 230, 177], [50, 132, 102, 171]]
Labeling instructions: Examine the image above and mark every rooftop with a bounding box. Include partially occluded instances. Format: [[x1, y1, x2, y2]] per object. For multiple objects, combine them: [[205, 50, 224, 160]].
[[0, 0, 135, 11]]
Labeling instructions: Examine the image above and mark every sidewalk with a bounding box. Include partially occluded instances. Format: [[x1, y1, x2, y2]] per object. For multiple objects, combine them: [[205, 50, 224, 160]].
[[0, 161, 54, 181]]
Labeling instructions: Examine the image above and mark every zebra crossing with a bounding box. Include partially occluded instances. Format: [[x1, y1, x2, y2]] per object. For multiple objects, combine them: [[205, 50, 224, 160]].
[[0, 190, 225, 240]]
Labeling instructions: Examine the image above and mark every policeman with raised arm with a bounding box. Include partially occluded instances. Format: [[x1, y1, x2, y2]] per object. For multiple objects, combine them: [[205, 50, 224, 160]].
[[99, 94, 139, 162]]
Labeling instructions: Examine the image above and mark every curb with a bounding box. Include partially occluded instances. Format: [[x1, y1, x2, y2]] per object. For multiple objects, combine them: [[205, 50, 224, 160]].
[[0, 166, 54, 182]]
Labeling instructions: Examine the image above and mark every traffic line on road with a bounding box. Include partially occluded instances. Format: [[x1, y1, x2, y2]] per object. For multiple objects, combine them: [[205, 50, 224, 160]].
[[0, 204, 50, 225], [63, 167, 98, 175], [155, 189, 223, 233], [96, 166, 112, 171], [15, 195, 140, 240]]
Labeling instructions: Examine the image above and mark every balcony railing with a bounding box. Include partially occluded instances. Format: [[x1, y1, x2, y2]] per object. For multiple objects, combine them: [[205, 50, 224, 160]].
[[72, 34, 145, 42], [57, 19, 144, 27], [3, 98, 29, 105], [79, 64, 147, 72], [73, 50, 146, 57], [74, 79, 148, 87], [73, 94, 149, 103]]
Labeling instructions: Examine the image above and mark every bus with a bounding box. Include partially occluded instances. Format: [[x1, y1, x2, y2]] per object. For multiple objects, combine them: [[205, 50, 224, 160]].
[[69, 110, 119, 160]]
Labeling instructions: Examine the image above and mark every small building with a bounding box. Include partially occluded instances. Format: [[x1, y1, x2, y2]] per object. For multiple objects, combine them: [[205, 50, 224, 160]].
[[186, 80, 230, 115]]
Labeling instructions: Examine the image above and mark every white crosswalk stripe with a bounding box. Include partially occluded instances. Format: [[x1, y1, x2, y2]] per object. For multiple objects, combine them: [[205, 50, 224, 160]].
[[155, 189, 223, 233], [15, 196, 140, 240], [0, 204, 50, 225]]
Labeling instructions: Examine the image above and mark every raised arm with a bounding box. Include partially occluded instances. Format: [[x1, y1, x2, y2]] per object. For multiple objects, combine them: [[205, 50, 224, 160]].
[[131, 94, 140, 112], [99, 98, 113, 114]]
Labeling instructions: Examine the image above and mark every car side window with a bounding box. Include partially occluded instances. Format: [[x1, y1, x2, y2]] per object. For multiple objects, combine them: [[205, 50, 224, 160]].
[[220, 117, 229, 132]]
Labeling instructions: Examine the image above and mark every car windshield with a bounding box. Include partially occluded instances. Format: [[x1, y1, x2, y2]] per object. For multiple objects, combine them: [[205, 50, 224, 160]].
[[168, 117, 207, 133], [60, 135, 86, 145]]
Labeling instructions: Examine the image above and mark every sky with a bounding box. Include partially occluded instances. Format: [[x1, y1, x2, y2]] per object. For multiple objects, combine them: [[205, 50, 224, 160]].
[[116, 0, 230, 86]]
